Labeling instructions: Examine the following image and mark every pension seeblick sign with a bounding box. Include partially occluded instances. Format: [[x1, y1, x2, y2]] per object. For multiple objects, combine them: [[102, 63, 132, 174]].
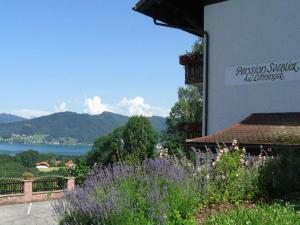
[[225, 59, 300, 86]]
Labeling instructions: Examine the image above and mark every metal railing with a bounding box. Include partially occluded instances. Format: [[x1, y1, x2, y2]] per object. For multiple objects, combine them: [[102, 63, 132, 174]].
[[0, 178, 24, 195], [32, 176, 68, 192]]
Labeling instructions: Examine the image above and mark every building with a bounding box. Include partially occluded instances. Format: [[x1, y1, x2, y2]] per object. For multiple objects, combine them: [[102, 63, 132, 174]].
[[133, 0, 300, 151], [35, 162, 50, 169]]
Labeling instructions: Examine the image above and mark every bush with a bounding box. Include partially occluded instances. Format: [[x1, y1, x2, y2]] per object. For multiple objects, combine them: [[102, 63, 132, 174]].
[[202, 142, 259, 205], [203, 203, 300, 225], [258, 152, 300, 199], [53, 158, 201, 225], [22, 172, 34, 179], [62, 161, 89, 186]]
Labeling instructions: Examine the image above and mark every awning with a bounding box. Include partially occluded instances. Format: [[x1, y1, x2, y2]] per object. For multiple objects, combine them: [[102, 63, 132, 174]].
[[133, 0, 227, 36]]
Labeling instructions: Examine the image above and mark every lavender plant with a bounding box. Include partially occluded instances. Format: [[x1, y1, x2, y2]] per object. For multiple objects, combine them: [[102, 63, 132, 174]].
[[53, 158, 201, 225]]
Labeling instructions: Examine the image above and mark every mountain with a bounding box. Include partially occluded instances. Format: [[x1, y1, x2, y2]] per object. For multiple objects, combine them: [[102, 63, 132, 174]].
[[0, 111, 166, 143], [0, 113, 27, 124]]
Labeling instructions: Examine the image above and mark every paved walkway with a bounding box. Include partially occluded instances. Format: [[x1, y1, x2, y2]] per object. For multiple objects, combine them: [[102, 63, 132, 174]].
[[0, 201, 58, 225]]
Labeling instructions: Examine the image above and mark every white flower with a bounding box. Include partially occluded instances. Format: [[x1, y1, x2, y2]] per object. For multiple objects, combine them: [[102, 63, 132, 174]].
[[232, 139, 238, 146], [242, 147, 246, 153]]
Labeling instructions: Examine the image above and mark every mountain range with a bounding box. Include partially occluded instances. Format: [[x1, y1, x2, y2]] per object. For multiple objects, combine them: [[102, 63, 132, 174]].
[[0, 113, 27, 124], [0, 112, 166, 144]]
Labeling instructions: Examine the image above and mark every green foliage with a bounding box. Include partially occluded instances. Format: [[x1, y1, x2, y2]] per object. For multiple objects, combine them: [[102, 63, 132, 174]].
[[191, 39, 203, 55], [88, 116, 158, 166], [203, 203, 300, 225], [57, 159, 200, 225], [22, 172, 34, 178], [123, 116, 157, 162], [107, 178, 199, 225], [0, 112, 165, 144], [0, 150, 82, 178], [87, 127, 125, 166], [258, 152, 300, 200], [63, 161, 90, 186], [203, 145, 258, 204], [0, 161, 27, 177], [161, 86, 202, 157], [15, 150, 40, 167]]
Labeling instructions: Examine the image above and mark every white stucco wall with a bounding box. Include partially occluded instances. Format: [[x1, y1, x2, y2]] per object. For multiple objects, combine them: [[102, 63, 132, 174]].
[[204, 0, 300, 134]]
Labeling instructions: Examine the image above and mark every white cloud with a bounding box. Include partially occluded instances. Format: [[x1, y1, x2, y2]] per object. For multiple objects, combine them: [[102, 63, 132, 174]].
[[9, 101, 68, 119], [84, 96, 111, 115], [54, 102, 67, 112], [119, 96, 169, 117], [6, 97, 169, 119], [11, 109, 51, 119]]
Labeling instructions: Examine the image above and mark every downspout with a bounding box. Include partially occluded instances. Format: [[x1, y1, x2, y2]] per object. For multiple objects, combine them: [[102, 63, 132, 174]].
[[203, 32, 209, 136], [153, 21, 209, 136]]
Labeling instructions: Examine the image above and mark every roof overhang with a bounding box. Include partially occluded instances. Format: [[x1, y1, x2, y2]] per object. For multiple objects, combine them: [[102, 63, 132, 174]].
[[133, 0, 227, 36]]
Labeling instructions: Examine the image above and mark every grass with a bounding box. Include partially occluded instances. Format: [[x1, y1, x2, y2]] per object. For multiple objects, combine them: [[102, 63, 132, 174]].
[[202, 203, 300, 225]]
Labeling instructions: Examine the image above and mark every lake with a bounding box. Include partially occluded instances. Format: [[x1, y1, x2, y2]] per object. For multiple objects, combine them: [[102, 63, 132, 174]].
[[0, 143, 91, 156]]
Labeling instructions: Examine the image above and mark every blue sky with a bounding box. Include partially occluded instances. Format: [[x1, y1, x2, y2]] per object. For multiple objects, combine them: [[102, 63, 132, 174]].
[[0, 0, 196, 118]]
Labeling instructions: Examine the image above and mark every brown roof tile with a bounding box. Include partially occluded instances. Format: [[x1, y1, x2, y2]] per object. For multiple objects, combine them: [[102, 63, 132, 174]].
[[187, 113, 300, 145]]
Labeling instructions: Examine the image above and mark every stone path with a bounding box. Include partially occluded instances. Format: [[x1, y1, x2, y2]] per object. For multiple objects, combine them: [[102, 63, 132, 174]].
[[0, 201, 58, 225]]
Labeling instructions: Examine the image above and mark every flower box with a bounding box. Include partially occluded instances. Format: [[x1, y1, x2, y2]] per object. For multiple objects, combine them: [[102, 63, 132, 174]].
[[179, 53, 203, 85]]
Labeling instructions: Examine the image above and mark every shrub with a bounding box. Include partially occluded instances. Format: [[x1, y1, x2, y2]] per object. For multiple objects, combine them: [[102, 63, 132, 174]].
[[62, 161, 89, 186], [258, 151, 300, 199], [202, 141, 259, 204], [203, 203, 300, 225], [22, 172, 34, 179], [53, 158, 201, 225]]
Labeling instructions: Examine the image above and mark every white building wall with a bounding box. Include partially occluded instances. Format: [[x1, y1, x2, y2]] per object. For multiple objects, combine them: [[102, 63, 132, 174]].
[[204, 0, 300, 134]]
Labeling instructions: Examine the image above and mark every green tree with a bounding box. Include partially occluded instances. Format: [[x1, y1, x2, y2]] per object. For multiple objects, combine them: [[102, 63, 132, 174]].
[[0, 161, 26, 177], [161, 86, 202, 157], [87, 126, 125, 166], [15, 150, 40, 167], [123, 116, 157, 162], [87, 116, 157, 166]]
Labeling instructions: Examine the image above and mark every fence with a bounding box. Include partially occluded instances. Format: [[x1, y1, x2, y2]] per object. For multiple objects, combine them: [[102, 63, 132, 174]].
[[33, 176, 68, 192], [0, 176, 75, 205], [0, 178, 23, 195]]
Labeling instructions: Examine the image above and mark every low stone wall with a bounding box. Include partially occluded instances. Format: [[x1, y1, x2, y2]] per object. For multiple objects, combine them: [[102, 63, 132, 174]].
[[0, 177, 75, 205]]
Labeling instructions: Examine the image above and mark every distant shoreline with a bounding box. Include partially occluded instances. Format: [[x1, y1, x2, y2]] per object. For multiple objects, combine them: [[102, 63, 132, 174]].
[[0, 141, 92, 146], [0, 143, 90, 156]]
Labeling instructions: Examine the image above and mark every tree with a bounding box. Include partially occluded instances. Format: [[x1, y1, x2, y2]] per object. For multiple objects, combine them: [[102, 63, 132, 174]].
[[0, 162, 26, 177], [87, 126, 124, 166], [161, 85, 202, 157], [123, 116, 157, 162], [87, 116, 157, 166], [15, 150, 40, 167]]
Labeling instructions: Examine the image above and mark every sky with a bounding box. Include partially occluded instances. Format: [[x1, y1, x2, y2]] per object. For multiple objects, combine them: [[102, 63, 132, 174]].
[[0, 0, 197, 118]]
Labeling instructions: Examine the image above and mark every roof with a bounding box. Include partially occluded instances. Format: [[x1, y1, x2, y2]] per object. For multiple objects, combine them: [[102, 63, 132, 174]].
[[35, 162, 50, 167], [133, 0, 227, 36], [187, 113, 300, 145]]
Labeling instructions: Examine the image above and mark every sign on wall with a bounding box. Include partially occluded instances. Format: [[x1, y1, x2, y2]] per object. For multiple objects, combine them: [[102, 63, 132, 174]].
[[225, 59, 300, 86]]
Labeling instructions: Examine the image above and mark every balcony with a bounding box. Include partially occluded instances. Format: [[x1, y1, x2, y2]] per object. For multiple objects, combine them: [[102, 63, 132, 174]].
[[179, 54, 203, 86]]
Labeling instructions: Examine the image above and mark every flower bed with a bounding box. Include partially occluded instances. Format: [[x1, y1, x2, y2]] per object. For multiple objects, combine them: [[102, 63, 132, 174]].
[[54, 141, 300, 224], [54, 158, 202, 225]]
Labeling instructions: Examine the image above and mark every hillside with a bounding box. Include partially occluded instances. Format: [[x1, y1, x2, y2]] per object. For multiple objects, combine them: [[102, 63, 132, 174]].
[[0, 113, 27, 124], [0, 112, 166, 143]]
